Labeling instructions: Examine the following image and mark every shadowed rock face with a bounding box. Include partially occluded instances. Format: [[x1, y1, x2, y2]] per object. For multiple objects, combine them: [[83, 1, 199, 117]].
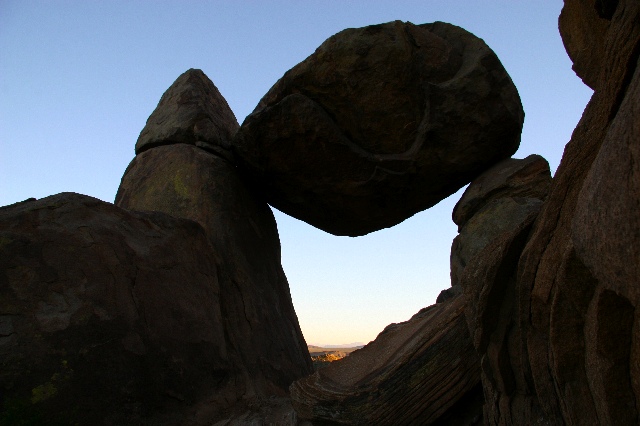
[[290, 296, 483, 425], [234, 20, 524, 236], [449, 155, 551, 290], [0, 193, 239, 425], [117, 69, 313, 401], [116, 144, 313, 397], [463, 1, 640, 424]]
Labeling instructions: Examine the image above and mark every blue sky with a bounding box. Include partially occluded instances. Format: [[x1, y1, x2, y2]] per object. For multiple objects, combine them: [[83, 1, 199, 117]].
[[0, 1, 592, 345]]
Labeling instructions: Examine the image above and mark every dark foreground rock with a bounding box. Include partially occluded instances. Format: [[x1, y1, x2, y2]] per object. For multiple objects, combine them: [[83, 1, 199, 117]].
[[117, 67, 312, 403], [0, 193, 238, 425], [462, 0, 640, 424], [116, 144, 313, 398], [290, 296, 482, 425], [234, 20, 524, 236]]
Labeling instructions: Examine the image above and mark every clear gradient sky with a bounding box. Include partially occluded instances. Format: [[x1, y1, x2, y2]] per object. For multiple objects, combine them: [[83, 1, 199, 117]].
[[0, 1, 592, 346]]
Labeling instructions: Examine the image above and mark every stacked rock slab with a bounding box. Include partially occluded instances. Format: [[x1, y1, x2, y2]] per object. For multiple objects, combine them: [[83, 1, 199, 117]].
[[0, 194, 236, 424], [116, 69, 313, 403], [234, 20, 524, 236], [290, 296, 483, 425], [512, 0, 640, 424]]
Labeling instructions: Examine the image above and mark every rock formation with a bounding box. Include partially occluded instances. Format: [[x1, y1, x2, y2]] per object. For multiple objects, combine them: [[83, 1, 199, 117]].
[[291, 296, 482, 425], [116, 69, 313, 399], [0, 193, 237, 424], [449, 155, 551, 290], [512, 0, 640, 424], [234, 20, 524, 236], [2, 2, 639, 424], [134, 68, 239, 158]]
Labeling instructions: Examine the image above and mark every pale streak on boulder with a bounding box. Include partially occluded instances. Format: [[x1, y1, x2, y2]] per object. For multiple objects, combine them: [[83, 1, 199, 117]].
[[234, 20, 524, 236]]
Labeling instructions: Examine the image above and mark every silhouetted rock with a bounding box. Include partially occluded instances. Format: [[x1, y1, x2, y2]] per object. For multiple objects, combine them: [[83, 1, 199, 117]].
[[116, 144, 312, 398], [290, 296, 482, 425], [468, 1, 640, 423], [450, 155, 551, 288], [0, 193, 239, 424], [135, 68, 239, 157], [234, 20, 524, 236], [452, 155, 552, 229]]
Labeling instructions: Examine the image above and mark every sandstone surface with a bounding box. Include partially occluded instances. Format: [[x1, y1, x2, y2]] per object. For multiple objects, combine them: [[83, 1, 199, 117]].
[[135, 68, 239, 156], [290, 296, 482, 425], [0, 193, 238, 424], [234, 20, 524, 236]]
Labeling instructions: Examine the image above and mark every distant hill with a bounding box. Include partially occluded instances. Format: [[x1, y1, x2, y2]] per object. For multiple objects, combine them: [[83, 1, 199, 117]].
[[307, 344, 365, 370], [309, 342, 366, 348]]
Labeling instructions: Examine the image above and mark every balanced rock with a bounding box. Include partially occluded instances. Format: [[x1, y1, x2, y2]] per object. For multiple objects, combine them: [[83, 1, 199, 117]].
[[290, 296, 482, 425], [135, 68, 239, 156], [234, 20, 524, 236], [0, 193, 238, 425]]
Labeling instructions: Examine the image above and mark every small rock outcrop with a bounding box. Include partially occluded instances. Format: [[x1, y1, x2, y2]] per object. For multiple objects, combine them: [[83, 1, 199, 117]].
[[0, 193, 237, 424], [234, 20, 524, 236], [449, 155, 551, 289], [117, 69, 313, 399], [290, 296, 482, 425]]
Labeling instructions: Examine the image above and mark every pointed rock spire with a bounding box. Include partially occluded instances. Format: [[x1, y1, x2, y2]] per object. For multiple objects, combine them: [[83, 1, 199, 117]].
[[135, 68, 239, 154]]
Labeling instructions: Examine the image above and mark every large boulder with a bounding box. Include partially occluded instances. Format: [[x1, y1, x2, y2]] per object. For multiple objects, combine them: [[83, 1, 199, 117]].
[[134, 68, 239, 156], [0, 193, 239, 425], [116, 69, 313, 401], [234, 20, 524, 236], [290, 296, 482, 425]]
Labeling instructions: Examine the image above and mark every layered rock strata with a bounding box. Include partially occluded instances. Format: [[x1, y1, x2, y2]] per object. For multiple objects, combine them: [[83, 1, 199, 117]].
[[234, 20, 524, 236], [290, 296, 482, 425]]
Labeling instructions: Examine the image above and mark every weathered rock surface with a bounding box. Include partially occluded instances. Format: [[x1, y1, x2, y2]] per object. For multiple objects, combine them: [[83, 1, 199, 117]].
[[290, 296, 483, 425], [234, 20, 524, 236], [462, 0, 640, 424], [116, 144, 313, 397], [452, 155, 552, 229], [135, 68, 239, 156], [0, 193, 239, 425], [449, 155, 551, 289]]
